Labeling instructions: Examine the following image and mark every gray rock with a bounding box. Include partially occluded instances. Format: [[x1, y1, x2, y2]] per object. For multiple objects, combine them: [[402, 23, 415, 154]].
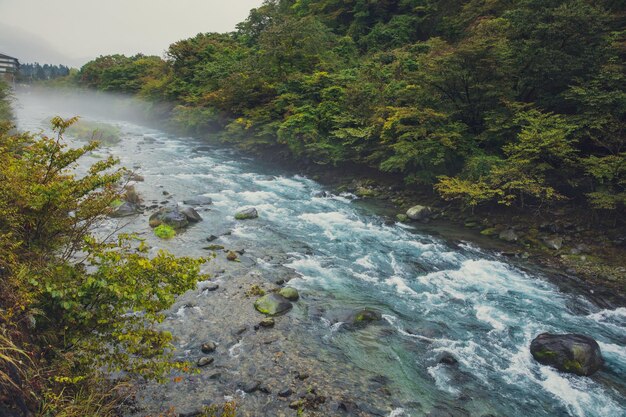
[[183, 195, 213, 206], [530, 333, 603, 376], [149, 206, 188, 229], [197, 357, 214, 367], [278, 388, 293, 397], [542, 236, 563, 250], [235, 207, 258, 220], [110, 201, 140, 218], [499, 229, 519, 242], [346, 308, 382, 328], [259, 318, 275, 328], [201, 341, 217, 353], [254, 293, 293, 316], [406, 205, 433, 221], [181, 207, 202, 223]]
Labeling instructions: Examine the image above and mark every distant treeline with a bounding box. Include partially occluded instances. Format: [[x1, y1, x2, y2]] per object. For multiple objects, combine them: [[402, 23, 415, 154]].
[[72, 0, 625, 217], [18, 62, 71, 81]]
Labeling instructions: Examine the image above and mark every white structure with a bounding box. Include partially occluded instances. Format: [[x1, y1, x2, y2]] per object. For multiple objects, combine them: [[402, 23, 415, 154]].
[[0, 53, 19, 80]]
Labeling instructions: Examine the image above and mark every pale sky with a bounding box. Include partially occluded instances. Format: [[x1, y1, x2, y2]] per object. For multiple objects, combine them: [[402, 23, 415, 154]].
[[0, 0, 263, 67]]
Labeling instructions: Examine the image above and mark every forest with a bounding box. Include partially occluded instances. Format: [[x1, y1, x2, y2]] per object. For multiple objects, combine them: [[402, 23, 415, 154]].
[[18, 63, 72, 82], [75, 0, 625, 217]]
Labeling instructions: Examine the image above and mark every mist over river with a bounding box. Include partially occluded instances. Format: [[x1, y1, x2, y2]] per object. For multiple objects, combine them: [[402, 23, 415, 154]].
[[13, 88, 626, 417]]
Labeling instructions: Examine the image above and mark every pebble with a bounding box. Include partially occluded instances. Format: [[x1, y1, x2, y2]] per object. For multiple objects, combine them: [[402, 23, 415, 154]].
[[201, 341, 217, 353], [197, 357, 214, 367]]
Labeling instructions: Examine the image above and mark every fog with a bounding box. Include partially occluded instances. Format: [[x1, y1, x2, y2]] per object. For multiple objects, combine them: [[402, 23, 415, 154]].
[[0, 0, 264, 67], [13, 85, 170, 129]]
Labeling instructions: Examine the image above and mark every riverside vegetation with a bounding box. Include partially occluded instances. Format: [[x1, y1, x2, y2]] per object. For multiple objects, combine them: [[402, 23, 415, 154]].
[[64, 0, 625, 293], [0, 84, 234, 416]]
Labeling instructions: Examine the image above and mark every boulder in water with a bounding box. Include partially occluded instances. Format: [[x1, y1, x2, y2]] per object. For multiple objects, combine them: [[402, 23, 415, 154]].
[[279, 287, 299, 301], [406, 205, 433, 221], [148, 206, 189, 229], [346, 308, 382, 328], [254, 293, 292, 316], [201, 341, 217, 353], [110, 201, 140, 218], [235, 207, 258, 220], [181, 207, 202, 223], [530, 333, 603, 376]]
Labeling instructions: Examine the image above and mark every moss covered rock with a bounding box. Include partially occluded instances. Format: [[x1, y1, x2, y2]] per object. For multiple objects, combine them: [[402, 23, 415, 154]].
[[254, 293, 293, 316], [279, 287, 299, 301], [235, 207, 258, 220], [406, 205, 433, 221], [530, 333, 603, 376], [345, 308, 382, 328]]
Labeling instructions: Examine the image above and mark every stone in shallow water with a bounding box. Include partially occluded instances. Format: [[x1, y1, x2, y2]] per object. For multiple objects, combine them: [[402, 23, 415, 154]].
[[346, 308, 382, 327], [197, 357, 214, 367], [530, 332, 603, 376], [235, 207, 258, 220], [279, 287, 299, 301], [406, 205, 433, 221], [181, 207, 202, 222], [254, 293, 292, 316], [109, 201, 140, 218], [149, 206, 188, 229], [259, 318, 275, 328], [201, 341, 217, 353]]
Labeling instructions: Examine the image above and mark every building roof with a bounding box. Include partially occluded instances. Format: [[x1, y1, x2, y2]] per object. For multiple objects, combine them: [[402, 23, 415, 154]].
[[0, 53, 18, 61]]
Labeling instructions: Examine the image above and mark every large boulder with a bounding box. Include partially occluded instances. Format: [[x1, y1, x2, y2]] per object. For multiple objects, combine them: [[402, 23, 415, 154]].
[[406, 205, 433, 221], [149, 206, 189, 229], [181, 207, 202, 223], [235, 207, 258, 220], [346, 308, 382, 328], [110, 201, 140, 218], [254, 293, 292, 316], [530, 333, 603, 376], [183, 195, 213, 206]]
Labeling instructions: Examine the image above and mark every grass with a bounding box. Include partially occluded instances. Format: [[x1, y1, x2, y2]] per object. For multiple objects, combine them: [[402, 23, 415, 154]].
[[0, 329, 28, 396], [245, 284, 265, 297], [154, 224, 176, 239]]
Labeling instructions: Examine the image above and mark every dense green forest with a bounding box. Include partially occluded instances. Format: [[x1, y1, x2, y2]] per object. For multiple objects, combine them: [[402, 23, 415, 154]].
[[75, 0, 625, 217], [18, 63, 72, 82]]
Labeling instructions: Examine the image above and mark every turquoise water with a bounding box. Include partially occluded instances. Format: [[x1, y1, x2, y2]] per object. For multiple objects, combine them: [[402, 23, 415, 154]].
[[14, 89, 626, 417]]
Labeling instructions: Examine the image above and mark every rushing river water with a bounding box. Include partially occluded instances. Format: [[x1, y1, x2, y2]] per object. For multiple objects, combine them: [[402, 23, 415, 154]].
[[13, 89, 626, 417]]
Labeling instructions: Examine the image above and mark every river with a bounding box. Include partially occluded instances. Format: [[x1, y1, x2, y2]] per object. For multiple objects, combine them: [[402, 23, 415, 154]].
[[12, 88, 626, 417]]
